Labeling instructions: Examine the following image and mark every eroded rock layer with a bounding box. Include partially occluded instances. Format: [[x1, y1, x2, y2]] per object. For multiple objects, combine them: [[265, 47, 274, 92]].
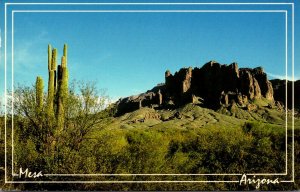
[[116, 61, 275, 115]]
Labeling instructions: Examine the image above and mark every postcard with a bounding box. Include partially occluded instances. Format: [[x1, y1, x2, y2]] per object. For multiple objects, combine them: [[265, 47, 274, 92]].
[[0, 0, 298, 191]]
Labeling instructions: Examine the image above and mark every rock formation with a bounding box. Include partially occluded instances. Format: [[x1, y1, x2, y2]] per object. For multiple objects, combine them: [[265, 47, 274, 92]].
[[252, 67, 274, 100], [270, 79, 300, 109], [115, 61, 276, 115]]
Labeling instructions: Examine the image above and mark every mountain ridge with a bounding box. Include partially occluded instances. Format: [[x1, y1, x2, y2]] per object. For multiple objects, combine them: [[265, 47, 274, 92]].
[[115, 61, 297, 116]]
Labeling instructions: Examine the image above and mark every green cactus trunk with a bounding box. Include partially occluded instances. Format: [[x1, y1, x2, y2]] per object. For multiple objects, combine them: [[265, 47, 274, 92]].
[[47, 71, 55, 114], [46, 46, 56, 118], [56, 44, 68, 132], [63, 44, 67, 64], [36, 76, 44, 113], [48, 44, 52, 71], [37, 44, 69, 162], [52, 48, 57, 91], [44, 44, 69, 132]]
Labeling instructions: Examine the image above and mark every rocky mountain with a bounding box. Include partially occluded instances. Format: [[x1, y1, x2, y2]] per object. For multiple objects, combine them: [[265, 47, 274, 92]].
[[115, 61, 288, 116], [270, 79, 300, 109]]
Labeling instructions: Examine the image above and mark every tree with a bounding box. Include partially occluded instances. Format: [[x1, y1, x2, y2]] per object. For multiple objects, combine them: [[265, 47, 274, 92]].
[[12, 80, 110, 171]]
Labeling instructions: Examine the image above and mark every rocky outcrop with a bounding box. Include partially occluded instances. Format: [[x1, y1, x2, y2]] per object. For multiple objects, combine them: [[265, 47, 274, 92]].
[[252, 67, 274, 100], [239, 68, 261, 100], [164, 67, 193, 104], [270, 79, 300, 109], [190, 61, 242, 108], [115, 61, 275, 115], [115, 84, 166, 115]]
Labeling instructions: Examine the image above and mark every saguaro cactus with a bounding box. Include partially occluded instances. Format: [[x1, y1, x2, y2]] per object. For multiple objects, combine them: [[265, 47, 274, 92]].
[[36, 76, 44, 113], [63, 44, 67, 64], [46, 46, 57, 118], [33, 44, 69, 160], [43, 44, 69, 131], [52, 48, 58, 91], [56, 44, 69, 131], [48, 44, 52, 71]]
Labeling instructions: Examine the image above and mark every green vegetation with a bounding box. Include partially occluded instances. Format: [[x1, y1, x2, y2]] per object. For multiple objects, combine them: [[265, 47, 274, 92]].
[[0, 45, 299, 190], [2, 103, 299, 190]]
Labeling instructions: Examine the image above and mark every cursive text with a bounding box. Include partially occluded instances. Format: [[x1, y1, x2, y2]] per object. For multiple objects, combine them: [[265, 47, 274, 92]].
[[19, 168, 43, 179], [239, 174, 279, 189]]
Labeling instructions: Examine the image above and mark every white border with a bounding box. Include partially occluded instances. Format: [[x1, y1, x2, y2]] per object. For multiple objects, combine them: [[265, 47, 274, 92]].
[[12, 10, 288, 12], [5, 2, 295, 5], [11, 8, 14, 179], [291, 3, 295, 183], [4, 2, 295, 184], [4, 1, 7, 184]]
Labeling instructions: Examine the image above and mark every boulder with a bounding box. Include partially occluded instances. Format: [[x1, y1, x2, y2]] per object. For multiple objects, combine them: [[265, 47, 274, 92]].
[[246, 103, 257, 111], [237, 93, 248, 106]]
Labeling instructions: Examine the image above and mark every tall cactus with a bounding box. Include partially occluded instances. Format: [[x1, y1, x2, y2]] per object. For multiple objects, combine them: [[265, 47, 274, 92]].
[[56, 44, 68, 131], [33, 44, 69, 160], [36, 76, 44, 113], [43, 44, 69, 132], [52, 48, 58, 91], [46, 45, 56, 118], [63, 44, 67, 64], [48, 44, 52, 71]]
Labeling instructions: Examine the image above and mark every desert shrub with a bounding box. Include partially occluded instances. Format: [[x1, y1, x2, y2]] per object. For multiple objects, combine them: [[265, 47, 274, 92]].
[[9, 80, 110, 175], [241, 121, 285, 172]]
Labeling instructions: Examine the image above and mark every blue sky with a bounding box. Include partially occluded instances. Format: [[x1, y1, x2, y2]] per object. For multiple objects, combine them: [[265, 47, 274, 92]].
[[0, 0, 299, 102]]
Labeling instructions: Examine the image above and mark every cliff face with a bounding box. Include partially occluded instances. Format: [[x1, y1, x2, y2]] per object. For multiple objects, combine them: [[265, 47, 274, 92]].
[[115, 61, 275, 115], [270, 79, 300, 109]]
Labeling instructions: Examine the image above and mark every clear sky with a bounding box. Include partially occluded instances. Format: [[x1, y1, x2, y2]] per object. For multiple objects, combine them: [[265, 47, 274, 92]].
[[0, 0, 299, 102]]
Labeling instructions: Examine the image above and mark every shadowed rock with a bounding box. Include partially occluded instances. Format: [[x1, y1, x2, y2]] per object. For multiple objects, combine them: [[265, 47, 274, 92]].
[[270, 79, 300, 109], [115, 61, 276, 116]]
